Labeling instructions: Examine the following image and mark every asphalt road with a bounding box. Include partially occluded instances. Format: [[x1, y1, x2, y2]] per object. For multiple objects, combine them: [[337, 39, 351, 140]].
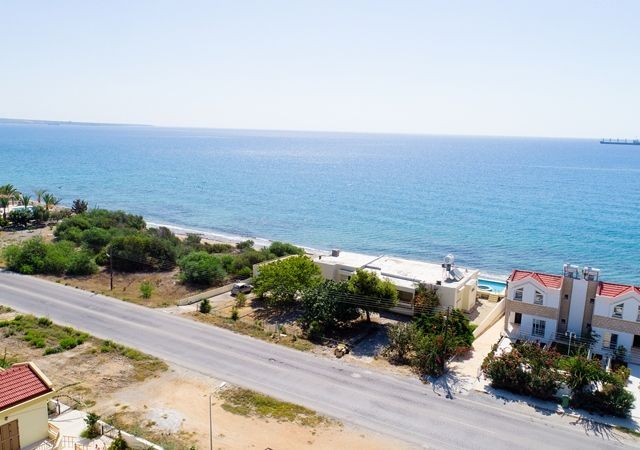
[[0, 271, 633, 449]]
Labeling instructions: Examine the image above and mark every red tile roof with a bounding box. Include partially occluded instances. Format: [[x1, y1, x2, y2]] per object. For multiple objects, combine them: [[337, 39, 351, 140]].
[[508, 270, 563, 289], [598, 282, 640, 298], [0, 363, 52, 411]]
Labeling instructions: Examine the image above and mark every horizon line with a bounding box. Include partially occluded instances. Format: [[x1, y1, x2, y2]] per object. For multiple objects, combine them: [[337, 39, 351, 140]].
[[0, 115, 612, 141]]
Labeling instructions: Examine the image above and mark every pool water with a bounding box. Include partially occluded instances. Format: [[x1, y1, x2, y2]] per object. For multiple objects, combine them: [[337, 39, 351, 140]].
[[477, 278, 507, 294]]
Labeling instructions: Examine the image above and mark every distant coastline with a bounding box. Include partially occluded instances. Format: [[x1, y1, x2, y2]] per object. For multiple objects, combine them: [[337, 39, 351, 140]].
[[0, 117, 151, 127]]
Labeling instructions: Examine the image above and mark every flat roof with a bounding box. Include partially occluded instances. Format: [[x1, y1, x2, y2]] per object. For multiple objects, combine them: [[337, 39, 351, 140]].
[[316, 251, 382, 269], [316, 251, 478, 288]]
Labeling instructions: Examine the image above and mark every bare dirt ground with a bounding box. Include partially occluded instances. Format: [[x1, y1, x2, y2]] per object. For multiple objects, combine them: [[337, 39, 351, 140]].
[[1, 308, 413, 449], [42, 269, 201, 308], [93, 364, 416, 450]]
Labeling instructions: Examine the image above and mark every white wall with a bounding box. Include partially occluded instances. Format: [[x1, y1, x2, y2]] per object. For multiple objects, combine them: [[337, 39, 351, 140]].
[[520, 314, 557, 342], [594, 294, 640, 321], [507, 280, 560, 309], [592, 326, 633, 352], [567, 278, 588, 334]]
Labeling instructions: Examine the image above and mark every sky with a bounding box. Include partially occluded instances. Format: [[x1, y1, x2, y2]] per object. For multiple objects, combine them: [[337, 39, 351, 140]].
[[0, 1, 638, 138]]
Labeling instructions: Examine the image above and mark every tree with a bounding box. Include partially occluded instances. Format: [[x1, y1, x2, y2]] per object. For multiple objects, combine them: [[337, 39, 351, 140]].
[[82, 412, 101, 439], [383, 322, 417, 364], [267, 241, 304, 257], [42, 192, 61, 211], [0, 184, 19, 207], [414, 283, 440, 311], [559, 355, 603, 392], [178, 251, 226, 285], [236, 240, 254, 250], [300, 280, 359, 335], [253, 255, 322, 308], [8, 208, 31, 228], [19, 194, 31, 209], [0, 197, 9, 220], [71, 199, 89, 214], [199, 298, 212, 314], [109, 233, 177, 272], [108, 431, 129, 450], [347, 269, 398, 322], [31, 205, 50, 225], [34, 189, 47, 204]]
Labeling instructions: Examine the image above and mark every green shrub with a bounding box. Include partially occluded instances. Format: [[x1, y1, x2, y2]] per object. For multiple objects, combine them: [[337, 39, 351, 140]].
[[139, 281, 154, 299], [110, 233, 177, 272], [82, 412, 101, 439], [253, 255, 323, 308], [107, 431, 129, 450], [236, 240, 254, 250], [66, 251, 98, 275], [267, 241, 304, 257], [231, 306, 239, 321], [235, 292, 247, 307], [8, 208, 31, 227], [59, 337, 80, 350], [383, 322, 416, 364], [37, 317, 52, 326], [482, 342, 563, 401], [199, 298, 212, 314], [178, 251, 226, 285]]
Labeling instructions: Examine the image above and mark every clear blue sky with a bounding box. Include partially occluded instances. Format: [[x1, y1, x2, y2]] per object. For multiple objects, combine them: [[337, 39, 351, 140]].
[[1, 1, 638, 137]]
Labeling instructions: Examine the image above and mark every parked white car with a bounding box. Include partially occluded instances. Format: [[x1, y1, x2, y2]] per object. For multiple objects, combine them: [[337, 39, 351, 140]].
[[231, 283, 253, 296]]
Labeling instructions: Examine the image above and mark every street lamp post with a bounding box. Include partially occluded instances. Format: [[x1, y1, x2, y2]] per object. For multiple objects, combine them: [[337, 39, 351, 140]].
[[209, 381, 226, 450], [565, 331, 576, 355]]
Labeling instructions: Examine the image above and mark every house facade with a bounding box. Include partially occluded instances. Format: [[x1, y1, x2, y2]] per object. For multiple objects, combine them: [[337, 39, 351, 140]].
[[592, 282, 640, 361], [314, 250, 479, 315], [0, 362, 55, 450], [505, 264, 640, 363]]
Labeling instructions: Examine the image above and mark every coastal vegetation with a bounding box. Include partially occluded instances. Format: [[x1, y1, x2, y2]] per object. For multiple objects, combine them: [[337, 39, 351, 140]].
[[384, 309, 475, 377], [482, 342, 635, 417], [2, 184, 306, 304]]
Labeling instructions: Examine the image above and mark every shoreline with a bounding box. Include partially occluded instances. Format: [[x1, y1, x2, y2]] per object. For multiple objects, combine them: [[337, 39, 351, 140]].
[[146, 221, 511, 281]]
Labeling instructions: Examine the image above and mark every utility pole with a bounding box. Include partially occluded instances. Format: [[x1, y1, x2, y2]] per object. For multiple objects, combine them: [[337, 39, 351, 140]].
[[209, 382, 226, 450], [441, 306, 451, 375], [108, 247, 114, 291]]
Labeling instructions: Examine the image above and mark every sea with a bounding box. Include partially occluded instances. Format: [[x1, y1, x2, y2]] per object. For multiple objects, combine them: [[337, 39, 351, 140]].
[[2, 123, 639, 284]]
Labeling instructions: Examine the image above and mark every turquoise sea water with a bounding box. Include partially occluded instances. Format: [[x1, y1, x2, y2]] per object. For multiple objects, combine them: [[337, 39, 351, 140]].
[[2, 123, 639, 283]]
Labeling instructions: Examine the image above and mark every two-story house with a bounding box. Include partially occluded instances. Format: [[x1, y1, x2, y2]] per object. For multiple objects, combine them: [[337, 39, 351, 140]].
[[505, 264, 640, 364], [504, 269, 563, 342], [592, 282, 640, 361]]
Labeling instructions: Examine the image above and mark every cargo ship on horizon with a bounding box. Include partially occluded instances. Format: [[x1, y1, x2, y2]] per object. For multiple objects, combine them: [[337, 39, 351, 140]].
[[600, 138, 640, 145]]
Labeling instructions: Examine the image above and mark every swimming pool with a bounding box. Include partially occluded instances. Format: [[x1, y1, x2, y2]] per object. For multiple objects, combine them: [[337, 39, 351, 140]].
[[477, 278, 507, 294]]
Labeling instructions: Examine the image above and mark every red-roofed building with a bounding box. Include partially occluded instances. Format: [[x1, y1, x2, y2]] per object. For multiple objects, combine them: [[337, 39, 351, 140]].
[[505, 263, 640, 365], [0, 362, 54, 450], [592, 281, 640, 362]]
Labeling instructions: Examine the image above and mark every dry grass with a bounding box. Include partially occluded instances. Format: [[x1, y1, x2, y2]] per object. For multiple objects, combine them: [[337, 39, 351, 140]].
[[189, 309, 314, 352], [104, 410, 197, 450], [0, 309, 167, 408], [220, 387, 331, 427], [43, 269, 203, 307]]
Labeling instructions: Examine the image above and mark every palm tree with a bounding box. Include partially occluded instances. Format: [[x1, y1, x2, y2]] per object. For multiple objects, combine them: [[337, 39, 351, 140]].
[[19, 194, 31, 209], [0, 197, 9, 220], [34, 188, 47, 204], [0, 184, 18, 206], [42, 193, 61, 211]]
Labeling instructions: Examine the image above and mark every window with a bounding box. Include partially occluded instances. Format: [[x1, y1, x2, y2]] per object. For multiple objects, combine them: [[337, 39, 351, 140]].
[[534, 290, 544, 305], [532, 319, 546, 337], [612, 303, 624, 319], [637, 306, 640, 323], [603, 332, 618, 350], [514, 288, 523, 301]]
